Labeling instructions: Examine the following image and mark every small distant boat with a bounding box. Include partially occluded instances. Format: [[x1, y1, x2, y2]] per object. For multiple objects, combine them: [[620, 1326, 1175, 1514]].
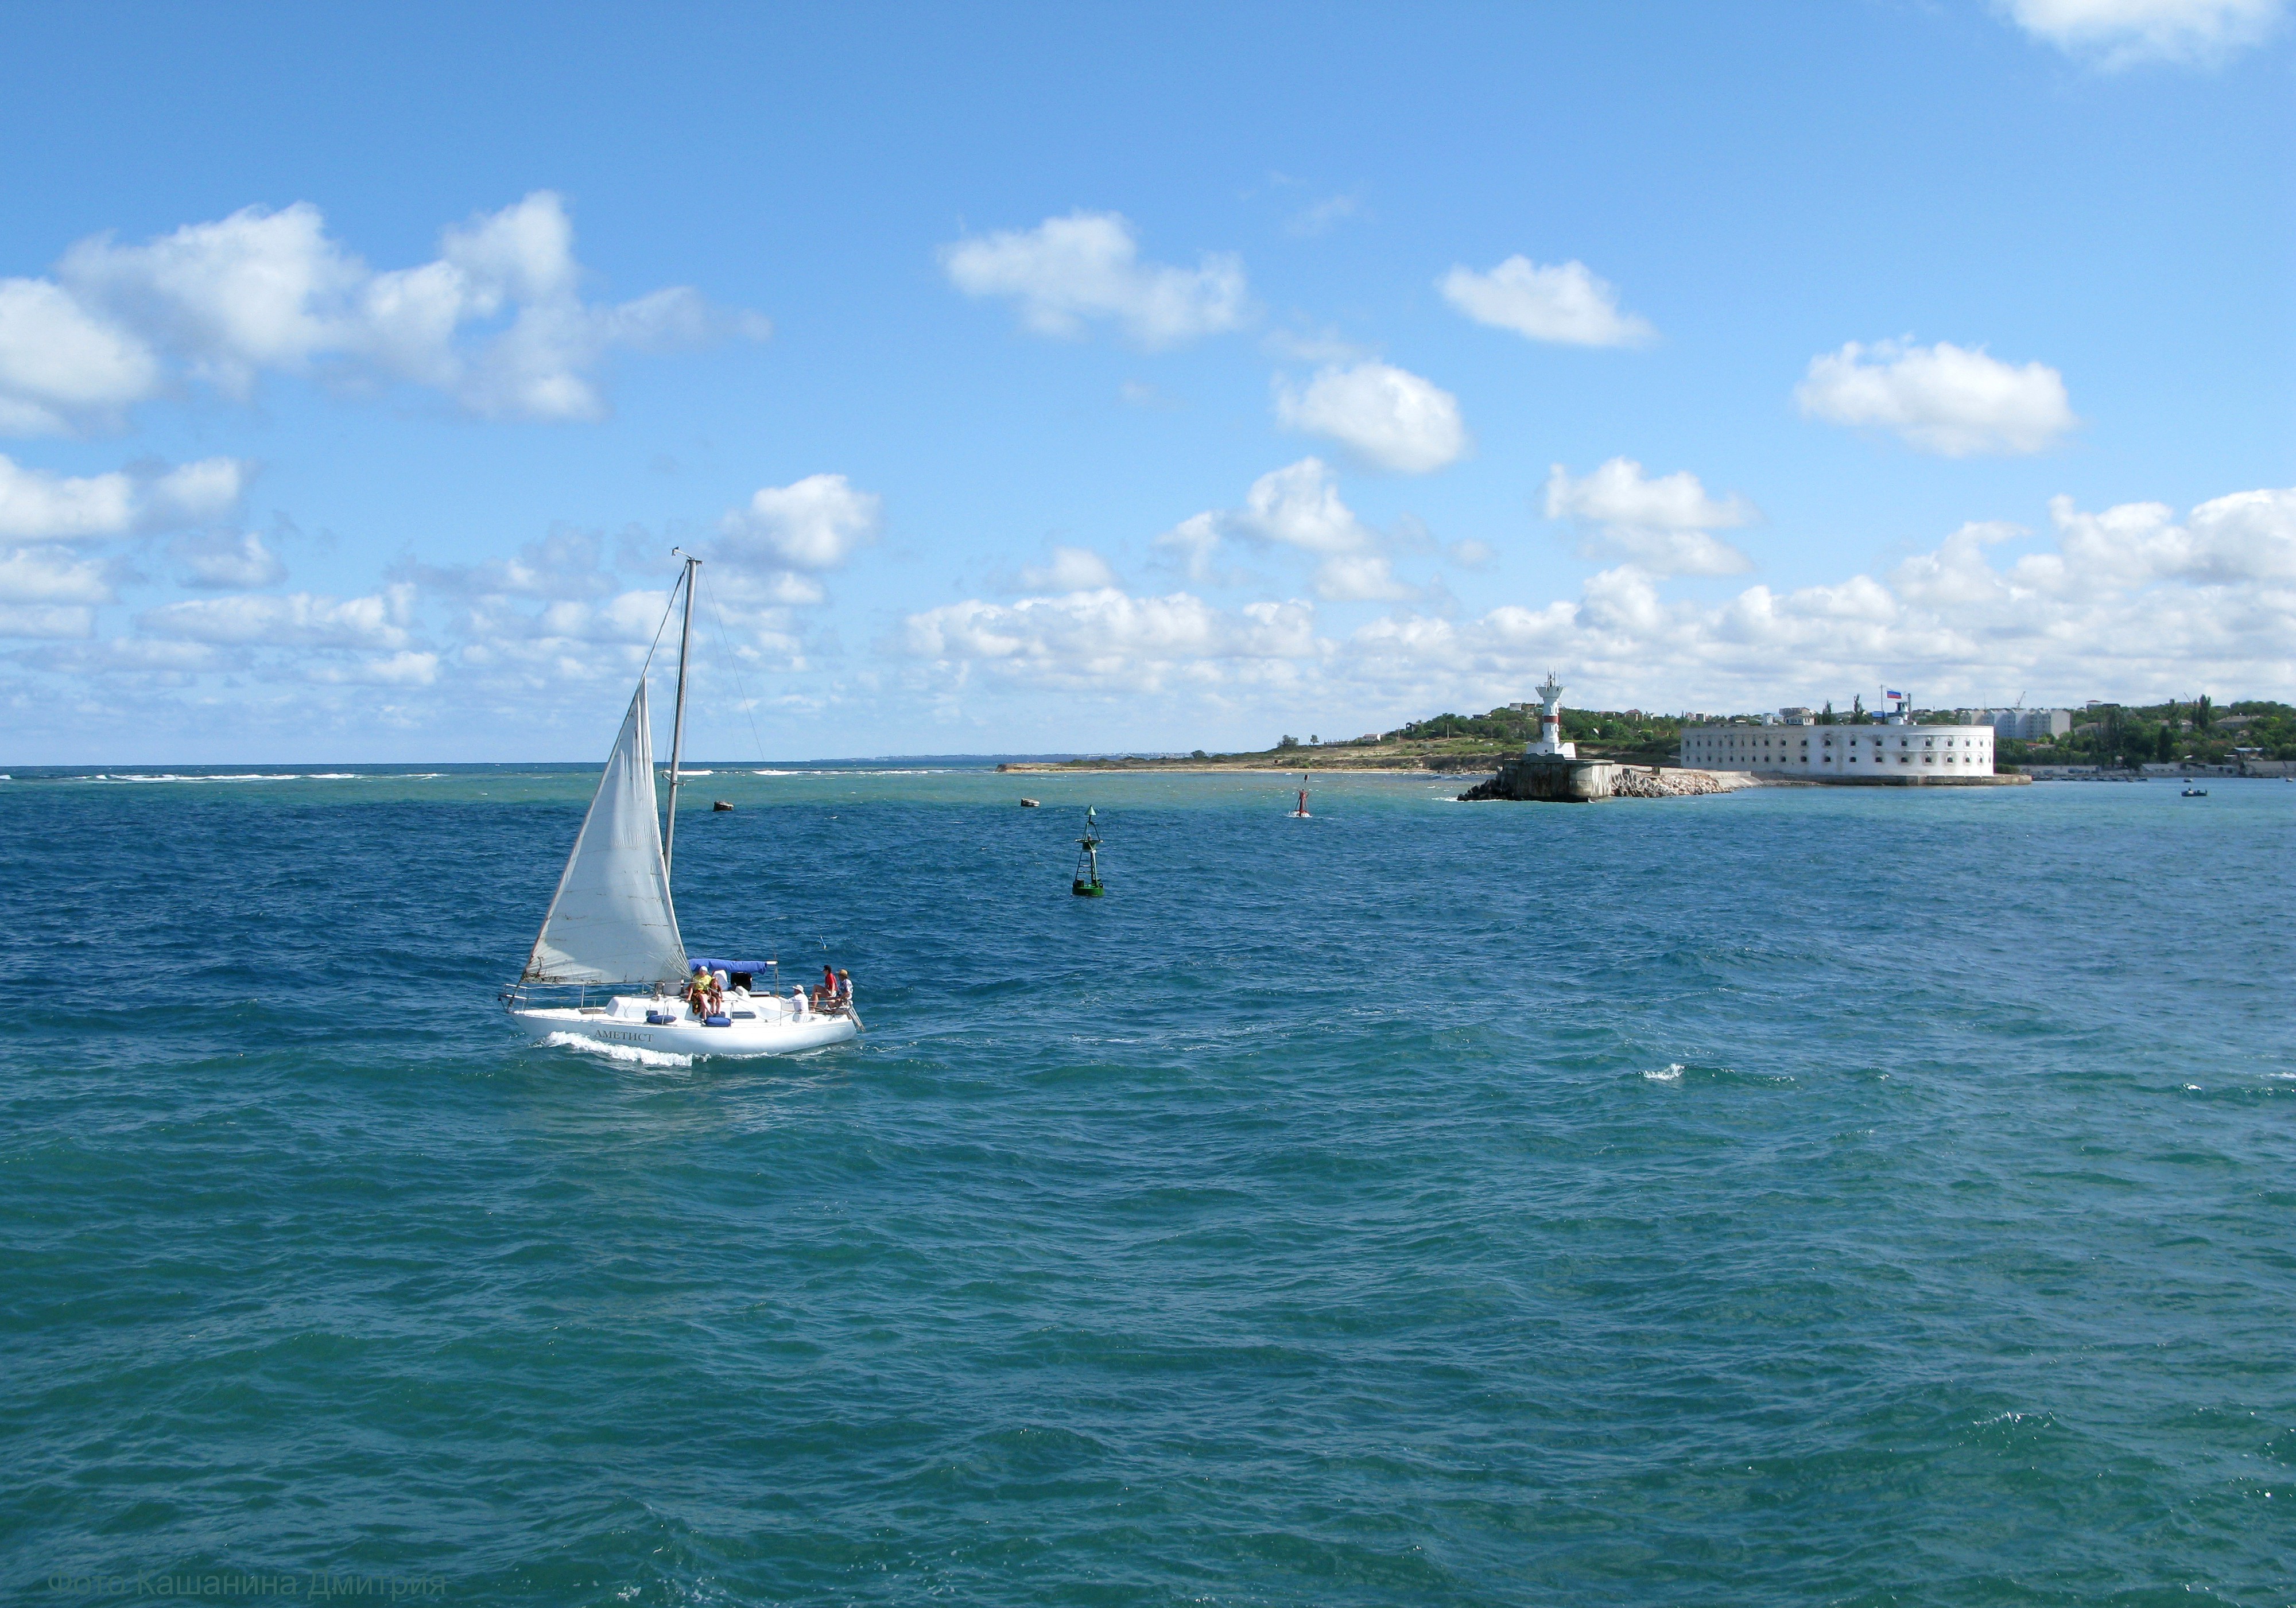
[[2182, 786, 2208, 797], [1020, 797, 1040, 808], [503, 553, 860, 1058]]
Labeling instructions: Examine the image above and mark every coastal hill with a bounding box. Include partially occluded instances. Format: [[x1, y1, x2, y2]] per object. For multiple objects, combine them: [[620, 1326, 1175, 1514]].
[[997, 697, 2296, 774], [997, 703, 1689, 772]]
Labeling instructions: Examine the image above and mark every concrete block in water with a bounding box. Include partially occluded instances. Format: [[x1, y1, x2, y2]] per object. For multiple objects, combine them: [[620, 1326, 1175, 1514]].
[[1457, 756, 1621, 802]]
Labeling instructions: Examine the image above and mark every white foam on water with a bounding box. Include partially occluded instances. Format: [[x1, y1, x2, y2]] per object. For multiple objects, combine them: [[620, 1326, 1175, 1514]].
[[87, 771, 364, 784], [542, 1030, 694, 1069], [1642, 1063, 1685, 1083]]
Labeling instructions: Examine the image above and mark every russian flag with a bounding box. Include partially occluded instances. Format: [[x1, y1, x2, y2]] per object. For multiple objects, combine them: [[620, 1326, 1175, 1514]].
[[1886, 690, 1906, 700]]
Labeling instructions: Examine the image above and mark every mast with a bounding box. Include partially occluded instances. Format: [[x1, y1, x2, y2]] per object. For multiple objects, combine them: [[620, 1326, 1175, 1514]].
[[663, 553, 700, 877]]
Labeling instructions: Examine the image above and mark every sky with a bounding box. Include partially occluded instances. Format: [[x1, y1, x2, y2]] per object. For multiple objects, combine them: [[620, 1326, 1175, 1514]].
[[0, 0, 2289, 763]]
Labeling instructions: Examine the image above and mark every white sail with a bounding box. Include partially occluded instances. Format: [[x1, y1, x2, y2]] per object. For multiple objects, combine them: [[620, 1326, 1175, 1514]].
[[521, 681, 688, 985]]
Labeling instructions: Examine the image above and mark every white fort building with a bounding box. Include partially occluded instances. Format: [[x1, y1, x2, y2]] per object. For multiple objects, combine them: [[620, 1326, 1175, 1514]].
[[1678, 697, 1996, 779]]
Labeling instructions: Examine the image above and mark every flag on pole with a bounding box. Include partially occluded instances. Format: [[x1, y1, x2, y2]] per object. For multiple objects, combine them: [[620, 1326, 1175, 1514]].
[[1886, 690, 1907, 700]]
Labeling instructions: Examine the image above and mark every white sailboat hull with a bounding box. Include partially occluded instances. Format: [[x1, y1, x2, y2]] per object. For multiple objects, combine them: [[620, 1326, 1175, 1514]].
[[512, 995, 858, 1059]]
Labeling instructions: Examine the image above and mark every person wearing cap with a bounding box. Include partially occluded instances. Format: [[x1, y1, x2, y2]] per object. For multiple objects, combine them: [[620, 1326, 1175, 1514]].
[[835, 968, 852, 1009]]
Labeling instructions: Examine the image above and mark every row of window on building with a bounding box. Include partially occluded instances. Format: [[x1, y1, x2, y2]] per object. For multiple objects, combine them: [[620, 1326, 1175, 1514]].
[[1678, 724, 1996, 774]]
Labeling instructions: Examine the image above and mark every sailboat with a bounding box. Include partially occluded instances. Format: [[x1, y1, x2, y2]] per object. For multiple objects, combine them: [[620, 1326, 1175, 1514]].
[[503, 553, 860, 1058]]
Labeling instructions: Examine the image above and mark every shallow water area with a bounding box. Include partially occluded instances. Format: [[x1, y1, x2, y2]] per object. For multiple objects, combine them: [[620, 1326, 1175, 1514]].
[[3, 768, 2292, 1605]]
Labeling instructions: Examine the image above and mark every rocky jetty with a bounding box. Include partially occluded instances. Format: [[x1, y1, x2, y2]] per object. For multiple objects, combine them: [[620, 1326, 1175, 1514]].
[[1459, 763, 1761, 803], [1610, 766, 1763, 798]]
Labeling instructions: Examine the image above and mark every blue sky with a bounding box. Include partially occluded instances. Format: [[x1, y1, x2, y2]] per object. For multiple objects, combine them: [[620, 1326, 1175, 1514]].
[[0, 0, 2289, 762]]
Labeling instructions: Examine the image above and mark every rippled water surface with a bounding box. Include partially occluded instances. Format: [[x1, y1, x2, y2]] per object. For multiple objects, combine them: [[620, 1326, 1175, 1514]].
[[4, 767, 2292, 1606]]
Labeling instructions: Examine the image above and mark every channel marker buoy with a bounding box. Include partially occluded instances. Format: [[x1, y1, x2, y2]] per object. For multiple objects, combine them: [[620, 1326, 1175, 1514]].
[[1072, 806, 1105, 897]]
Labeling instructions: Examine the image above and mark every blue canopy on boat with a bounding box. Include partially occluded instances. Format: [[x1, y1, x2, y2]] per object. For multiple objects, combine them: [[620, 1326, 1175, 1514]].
[[687, 956, 781, 974]]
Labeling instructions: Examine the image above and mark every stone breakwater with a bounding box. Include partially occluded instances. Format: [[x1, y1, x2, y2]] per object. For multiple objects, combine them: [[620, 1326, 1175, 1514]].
[[1612, 766, 1764, 798], [1457, 761, 1764, 803]]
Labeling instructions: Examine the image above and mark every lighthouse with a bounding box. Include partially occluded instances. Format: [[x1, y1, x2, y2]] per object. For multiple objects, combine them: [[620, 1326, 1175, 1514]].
[[1526, 671, 1577, 759]]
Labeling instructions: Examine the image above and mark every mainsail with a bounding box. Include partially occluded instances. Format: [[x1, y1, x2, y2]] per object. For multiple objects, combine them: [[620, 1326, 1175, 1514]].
[[521, 681, 688, 985]]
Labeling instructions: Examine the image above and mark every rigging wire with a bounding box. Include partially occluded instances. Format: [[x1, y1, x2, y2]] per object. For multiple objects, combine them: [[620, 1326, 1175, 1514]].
[[638, 560, 689, 680], [699, 566, 773, 765]]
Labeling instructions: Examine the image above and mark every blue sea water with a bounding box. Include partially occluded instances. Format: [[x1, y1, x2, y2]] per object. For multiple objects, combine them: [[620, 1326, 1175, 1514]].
[[2, 766, 2291, 1606]]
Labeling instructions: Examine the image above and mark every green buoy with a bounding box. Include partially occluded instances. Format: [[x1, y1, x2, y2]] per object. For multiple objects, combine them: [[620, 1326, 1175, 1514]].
[[1072, 806, 1106, 897]]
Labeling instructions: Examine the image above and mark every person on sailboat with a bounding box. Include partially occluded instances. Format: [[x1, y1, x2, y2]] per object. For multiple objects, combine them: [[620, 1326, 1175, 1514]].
[[789, 983, 809, 1020], [835, 969, 852, 1010]]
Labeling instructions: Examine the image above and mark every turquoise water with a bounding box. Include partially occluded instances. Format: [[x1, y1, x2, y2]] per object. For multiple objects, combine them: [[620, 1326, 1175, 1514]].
[[3, 767, 2292, 1606]]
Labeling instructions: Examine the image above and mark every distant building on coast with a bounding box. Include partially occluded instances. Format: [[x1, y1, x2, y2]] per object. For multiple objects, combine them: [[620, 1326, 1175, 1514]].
[[1679, 697, 1999, 780], [1961, 708, 2073, 741]]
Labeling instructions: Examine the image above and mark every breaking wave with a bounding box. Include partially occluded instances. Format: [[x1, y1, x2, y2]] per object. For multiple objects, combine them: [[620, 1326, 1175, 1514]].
[[541, 1031, 694, 1069], [91, 772, 358, 784]]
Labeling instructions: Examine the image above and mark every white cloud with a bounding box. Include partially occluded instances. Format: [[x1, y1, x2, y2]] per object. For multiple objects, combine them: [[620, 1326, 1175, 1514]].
[[1261, 325, 1374, 364], [1292, 488, 2296, 718], [1438, 257, 1656, 348], [0, 453, 245, 539], [1311, 553, 1414, 602], [307, 650, 439, 686], [29, 637, 219, 675], [0, 539, 117, 638], [2004, 0, 2286, 65], [140, 585, 415, 650], [172, 530, 287, 589], [397, 527, 619, 602], [1797, 339, 2076, 456], [0, 604, 96, 639], [0, 278, 160, 434], [938, 211, 1248, 348], [0, 458, 133, 539], [2034, 488, 2296, 587], [531, 591, 680, 645], [0, 544, 115, 607], [1232, 458, 1379, 556], [0, 192, 765, 432], [142, 458, 250, 527], [1019, 545, 1120, 592], [719, 473, 882, 570], [1274, 362, 1468, 474], [1286, 195, 1360, 237], [902, 587, 1320, 690], [2183, 486, 2296, 581], [1543, 458, 1757, 577], [1155, 457, 1413, 600]]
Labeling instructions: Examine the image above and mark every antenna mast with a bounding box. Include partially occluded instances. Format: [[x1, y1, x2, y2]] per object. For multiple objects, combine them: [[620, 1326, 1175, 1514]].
[[664, 551, 700, 876]]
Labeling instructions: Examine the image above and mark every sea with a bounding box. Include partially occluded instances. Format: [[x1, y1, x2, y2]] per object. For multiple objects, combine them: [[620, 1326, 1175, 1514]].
[[2, 765, 2291, 1607]]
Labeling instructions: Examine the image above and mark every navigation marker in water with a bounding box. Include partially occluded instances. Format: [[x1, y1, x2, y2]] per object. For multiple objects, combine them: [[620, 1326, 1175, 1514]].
[[1072, 806, 1106, 897]]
